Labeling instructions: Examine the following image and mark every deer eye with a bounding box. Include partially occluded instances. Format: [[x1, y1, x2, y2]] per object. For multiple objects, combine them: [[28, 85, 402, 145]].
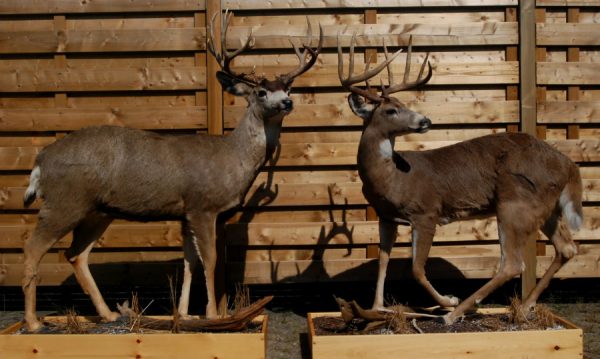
[[385, 109, 397, 116], [257, 90, 267, 97]]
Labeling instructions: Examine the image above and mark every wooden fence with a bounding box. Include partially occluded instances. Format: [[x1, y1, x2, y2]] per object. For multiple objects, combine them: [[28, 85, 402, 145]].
[[0, 1, 598, 297]]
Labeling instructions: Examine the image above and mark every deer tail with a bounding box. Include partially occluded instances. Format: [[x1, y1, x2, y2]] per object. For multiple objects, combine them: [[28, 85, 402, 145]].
[[560, 163, 583, 231], [23, 166, 40, 208]]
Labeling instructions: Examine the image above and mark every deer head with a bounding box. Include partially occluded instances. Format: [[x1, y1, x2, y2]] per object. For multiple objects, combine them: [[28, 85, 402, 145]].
[[338, 34, 432, 136], [209, 10, 323, 120]]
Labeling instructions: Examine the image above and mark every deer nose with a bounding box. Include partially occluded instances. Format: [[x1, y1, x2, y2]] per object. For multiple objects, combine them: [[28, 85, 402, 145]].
[[282, 99, 293, 110], [417, 117, 431, 133]]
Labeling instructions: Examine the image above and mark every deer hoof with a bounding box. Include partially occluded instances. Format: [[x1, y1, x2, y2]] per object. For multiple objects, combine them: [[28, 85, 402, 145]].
[[102, 311, 120, 322], [25, 318, 43, 332], [442, 295, 460, 307], [442, 313, 457, 325], [178, 313, 193, 320]]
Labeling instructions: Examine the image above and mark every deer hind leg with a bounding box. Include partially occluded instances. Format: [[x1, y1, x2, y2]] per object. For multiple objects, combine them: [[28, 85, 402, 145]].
[[186, 211, 218, 319], [23, 207, 86, 331], [177, 222, 199, 318], [411, 221, 459, 308], [444, 219, 527, 324], [372, 219, 398, 310], [65, 212, 116, 322], [522, 213, 577, 312]]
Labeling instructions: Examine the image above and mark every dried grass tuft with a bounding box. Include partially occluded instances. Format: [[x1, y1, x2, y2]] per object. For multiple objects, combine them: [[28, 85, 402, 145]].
[[507, 297, 529, 325], [533, 304, 557, 328], [233, 283, 251, 313], [65, 308, 87, 334], [507, 297, 556, 329]]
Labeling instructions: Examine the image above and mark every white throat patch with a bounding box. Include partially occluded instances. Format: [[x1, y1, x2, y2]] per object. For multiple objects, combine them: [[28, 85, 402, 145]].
[[379, 139, 393, 158]]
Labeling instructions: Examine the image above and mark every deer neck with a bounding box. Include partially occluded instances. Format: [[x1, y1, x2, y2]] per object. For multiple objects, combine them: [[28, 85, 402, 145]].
[[357, 127, 404, 194], [228, 107, 283, 172]]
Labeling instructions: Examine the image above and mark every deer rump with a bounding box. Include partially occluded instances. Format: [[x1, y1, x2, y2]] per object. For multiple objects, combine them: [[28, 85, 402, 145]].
[[367, 132, 583, 229]]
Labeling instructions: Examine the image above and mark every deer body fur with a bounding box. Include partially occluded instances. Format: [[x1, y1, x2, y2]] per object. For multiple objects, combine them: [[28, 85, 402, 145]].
[[359, 132, 582, 231]]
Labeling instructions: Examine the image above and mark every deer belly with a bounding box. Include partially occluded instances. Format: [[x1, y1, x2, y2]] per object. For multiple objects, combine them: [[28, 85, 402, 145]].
[[97, 189, 186, 220]]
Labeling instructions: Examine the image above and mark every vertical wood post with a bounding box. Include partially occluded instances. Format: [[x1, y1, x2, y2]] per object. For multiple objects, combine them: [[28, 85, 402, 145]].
[[205, 0, 227, 316], [566, 8, 580, 141], [519, 0, 538, 299], [364, 9, 380, 260], [206, 0, 223, 136]]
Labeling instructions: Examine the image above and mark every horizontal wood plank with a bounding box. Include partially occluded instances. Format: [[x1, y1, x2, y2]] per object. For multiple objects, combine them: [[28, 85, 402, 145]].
[[0, 67, 207, 92], [223, 0, 517, 9], [538, 63, 600, 85], [537, 23, 600, 46], [538, 101, 600, 124], [0, 106, 208, 131], [227, 23, 518, 48], [0, 0, 205, 14], [536, 0, 599, 6], [1, 29, 207, 54]]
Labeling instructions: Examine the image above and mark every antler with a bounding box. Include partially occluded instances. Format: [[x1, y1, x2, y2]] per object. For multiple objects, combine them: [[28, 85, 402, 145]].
[[337, 33, 403, 103], [381, 36, 432, 96], [337, 34, 432, 102], [207, 9, 257, 84], [278, 17, 324, 86]]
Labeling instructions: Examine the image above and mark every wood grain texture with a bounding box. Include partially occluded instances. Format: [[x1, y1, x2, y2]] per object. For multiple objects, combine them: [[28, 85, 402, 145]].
[[537, 23, 600, 46], [0, 29, 207, 54], [0, 67, 207, 92], [0, 107, 208, 131], [537, 62, 600, 85], [0, 0, 205, 14], [225, 23, 518, 48], [223, 0, 517, 9]]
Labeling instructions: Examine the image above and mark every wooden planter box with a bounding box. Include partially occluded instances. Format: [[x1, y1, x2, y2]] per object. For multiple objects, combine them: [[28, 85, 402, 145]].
[[308, 309, 582, 359], [0, 315, 267, 359]]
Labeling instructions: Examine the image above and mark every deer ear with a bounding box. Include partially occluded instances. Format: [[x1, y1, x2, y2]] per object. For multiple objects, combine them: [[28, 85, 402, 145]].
[[347, 94, 375, 121], [216, 71, 253, 97]]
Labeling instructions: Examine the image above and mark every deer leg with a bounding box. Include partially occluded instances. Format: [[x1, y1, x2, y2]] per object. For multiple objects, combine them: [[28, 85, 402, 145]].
[[65, 213, 116, 322], [411, 222, 459, 308], [178, 222, 199, 318], [522, 215, 577, 312], [372, 219, 398, 310], [23, 207, 85, 331], [444, 221, 526, 324], [186, 212, 218, 319]]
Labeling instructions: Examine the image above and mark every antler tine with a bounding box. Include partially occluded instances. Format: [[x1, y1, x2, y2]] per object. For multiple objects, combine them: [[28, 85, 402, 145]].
[[279, 17, 324, 86], [337, 32, 403, 103], [207, 9, 257, 84], [384, 35, 433, 94]]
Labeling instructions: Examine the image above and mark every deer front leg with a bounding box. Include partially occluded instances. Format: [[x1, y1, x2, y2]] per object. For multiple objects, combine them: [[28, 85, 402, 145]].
[[178, 223, 199, 319], [372, 219, 398, 310], [411, 221, 459, 308], [186, 212, 219, 319]]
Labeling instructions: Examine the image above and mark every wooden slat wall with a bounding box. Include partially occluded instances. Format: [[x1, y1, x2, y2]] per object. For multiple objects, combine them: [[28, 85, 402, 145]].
[[221, 1, 599, 285], [0, 1, 599, 289]]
